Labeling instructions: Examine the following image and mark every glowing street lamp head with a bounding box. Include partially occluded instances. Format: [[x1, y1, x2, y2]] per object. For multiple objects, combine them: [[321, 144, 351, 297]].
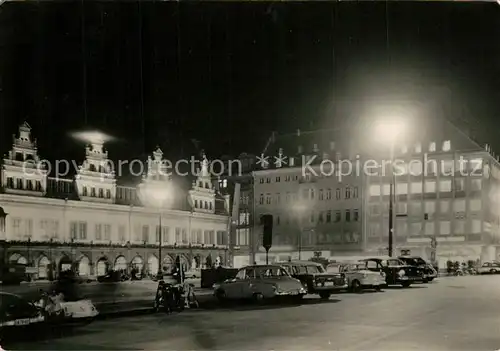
[[374, 119, 405, 144], [71, 131, 115, 145]]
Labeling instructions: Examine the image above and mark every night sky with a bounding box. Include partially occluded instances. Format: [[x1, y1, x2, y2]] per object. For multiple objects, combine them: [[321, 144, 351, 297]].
[[1, 2, 499, 176]]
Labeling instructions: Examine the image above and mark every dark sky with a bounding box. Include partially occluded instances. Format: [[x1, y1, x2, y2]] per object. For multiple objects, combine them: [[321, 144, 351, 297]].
[[1, 2, 499, 169]]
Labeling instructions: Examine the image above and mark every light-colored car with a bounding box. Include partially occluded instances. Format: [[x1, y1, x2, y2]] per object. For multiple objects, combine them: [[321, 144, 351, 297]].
[[60, 299, 99, 320], [213, 265, 307, 303], [477, 262, 500, 274], [328, 262, 386, 292]]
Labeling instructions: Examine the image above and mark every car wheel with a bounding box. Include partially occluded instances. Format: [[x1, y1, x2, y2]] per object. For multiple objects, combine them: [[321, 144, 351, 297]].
[[490, 269, 497, 274], [253, 292, 264, 303], [401, 282, 411, 288], [319, 292, 331, 300], [374, 285, 382, 292], [351, 280, 362, 293], [428, 278, 434, 282], [292, 294, 304, 304]]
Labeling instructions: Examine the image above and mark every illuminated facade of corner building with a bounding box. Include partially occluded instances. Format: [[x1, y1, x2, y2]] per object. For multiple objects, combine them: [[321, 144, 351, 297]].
[[221, 119, 500, 268], [0, 122, 231, 280]]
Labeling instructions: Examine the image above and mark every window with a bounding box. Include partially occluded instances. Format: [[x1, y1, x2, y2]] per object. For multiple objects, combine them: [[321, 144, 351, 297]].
[[409, 202, 422, 215], [454, 178, 465, 192], [370, 204, 381, 216], [424, 222, 435, 235], [353, 187, 359, 198], [336, 188, 341, 199], [440, 221, 451, 235], [142, 225, 149, 243], [266, 194, 271, 205], [415, 143, 422, 153], [275, 176, 280, 182], [285, 175, 291, 182], [259, 194, 264, 205], [454, 199, 466, 212], [345, 187, 351, 199], [162, 227, 170, 243], [440, 201, 450, 214], [266, 178, 271, 184], [182, 228, 188, 243], [442, 140, 451, 152], [260, 178, 264, 184], [118, 225, 126, 242], [334, 211, 341, 222], [196, 229, 202, 244], [98, 188, 104, 198], [176, 228, 182, 243], [424, 201, 436, 214], [410, 223, 422, 235], [104, 224, 111, 241], [396, 183, 408, 195], [276, 215, 281, 225], [326, 189, 332, 200], [310, 212, 315, 223], [439, 179, 452, 192], [353, 210, 359, 222], [345, 210, 351, 222], [429, 142, 436, 152], [236, 228, 249, 246], [106, 189, 111, 199], [95, 224, 102, 240], [91, 188, 96, 197], [471, 179, 482, 192], [470, 199, 482, 212], [319, 189, 324, 200], [276, 193, 281, 205], [82, 187, 88, 196], [396, 221, 408, 236], [78, 222, 87, 240], [471, 220, 481, 234], [310, 189, 315, 199], [369, 185, 381, 196], [455, 220, 465, 234], [326, 210, 332, 223], [70, 222, 77, 239], [396, 202, 407, 215], [424, 180, 436, 193], [441, 160, 454, 176], [410, 182, 422, 194], [382, 184, 390, 196]]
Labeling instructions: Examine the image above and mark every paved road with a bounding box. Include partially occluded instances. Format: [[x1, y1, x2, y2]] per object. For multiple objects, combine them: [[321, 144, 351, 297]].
[[5, 275, 500, 350]]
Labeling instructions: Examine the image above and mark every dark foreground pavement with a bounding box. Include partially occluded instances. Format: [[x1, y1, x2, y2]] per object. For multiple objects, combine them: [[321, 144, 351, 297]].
[[5, 276, 500, 351]]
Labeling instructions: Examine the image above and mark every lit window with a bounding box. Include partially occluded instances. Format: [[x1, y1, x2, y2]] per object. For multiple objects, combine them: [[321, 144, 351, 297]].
[[424, 180, 436, 193], [369, 185, 381, 196], [415, 143, 422, 153], [429, 142, 436, 152], [424, 222, 435, 235], [442, 140, 451, 152], [440, 221, 451, 235], [470, 199, 482, 212], [425, 201, 436, 213], [410, 182, 423, 194], [471, 219, 481, 234], [439, 179, 452, 192], [453, 199, 466, 212]]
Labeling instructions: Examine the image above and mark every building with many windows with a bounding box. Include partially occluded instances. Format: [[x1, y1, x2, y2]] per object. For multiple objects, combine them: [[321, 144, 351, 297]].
[[251, 129, 365, 263], [0, 122, 230, 280], [365, 119, 500, 268]]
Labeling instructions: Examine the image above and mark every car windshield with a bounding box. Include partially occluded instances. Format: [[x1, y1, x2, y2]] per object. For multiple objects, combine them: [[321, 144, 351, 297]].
[[256, 267, 290, 278], [401, 257, 426, 266], [306, 265, 325, 274], [326, 265, 341, 273], [385, 259, 404, 266]]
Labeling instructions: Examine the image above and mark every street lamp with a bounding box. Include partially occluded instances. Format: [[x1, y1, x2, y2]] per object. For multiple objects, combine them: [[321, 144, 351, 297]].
[[0, 207, 8, 266], [144, 185, 171, 276], [293, 204, 306, 260], [374, 120, 405, 258]]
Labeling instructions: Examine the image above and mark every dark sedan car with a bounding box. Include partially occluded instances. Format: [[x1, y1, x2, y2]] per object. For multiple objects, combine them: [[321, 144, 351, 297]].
[[398, 256, 438, 282], [360, 257, 425, 288], [0, 292, 46, 341]]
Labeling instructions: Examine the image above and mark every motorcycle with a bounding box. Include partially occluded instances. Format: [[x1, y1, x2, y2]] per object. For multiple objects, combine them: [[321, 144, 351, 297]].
[[153, 281, 184, 313]]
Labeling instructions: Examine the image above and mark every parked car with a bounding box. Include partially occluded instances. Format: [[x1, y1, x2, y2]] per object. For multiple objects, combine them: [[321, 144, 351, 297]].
[[0, 292, 46, 341], [213, 265, 307, 303], [360, 257, 425, 288], [329, 262, 386, 292], [477, 262, 500, 274], [398, 256, 438, 282], [279, 260, 347, 299]]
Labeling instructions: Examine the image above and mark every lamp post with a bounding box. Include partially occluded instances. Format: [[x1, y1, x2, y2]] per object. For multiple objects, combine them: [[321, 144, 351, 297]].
[[0, 207, 8, 266], [374, 120, 405, 258], [293, 205, 306, 260]]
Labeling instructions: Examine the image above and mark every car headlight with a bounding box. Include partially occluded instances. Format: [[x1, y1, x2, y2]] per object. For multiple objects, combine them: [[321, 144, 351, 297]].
[[398, 269, 406, 277], [380, 271, 386, 278]]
